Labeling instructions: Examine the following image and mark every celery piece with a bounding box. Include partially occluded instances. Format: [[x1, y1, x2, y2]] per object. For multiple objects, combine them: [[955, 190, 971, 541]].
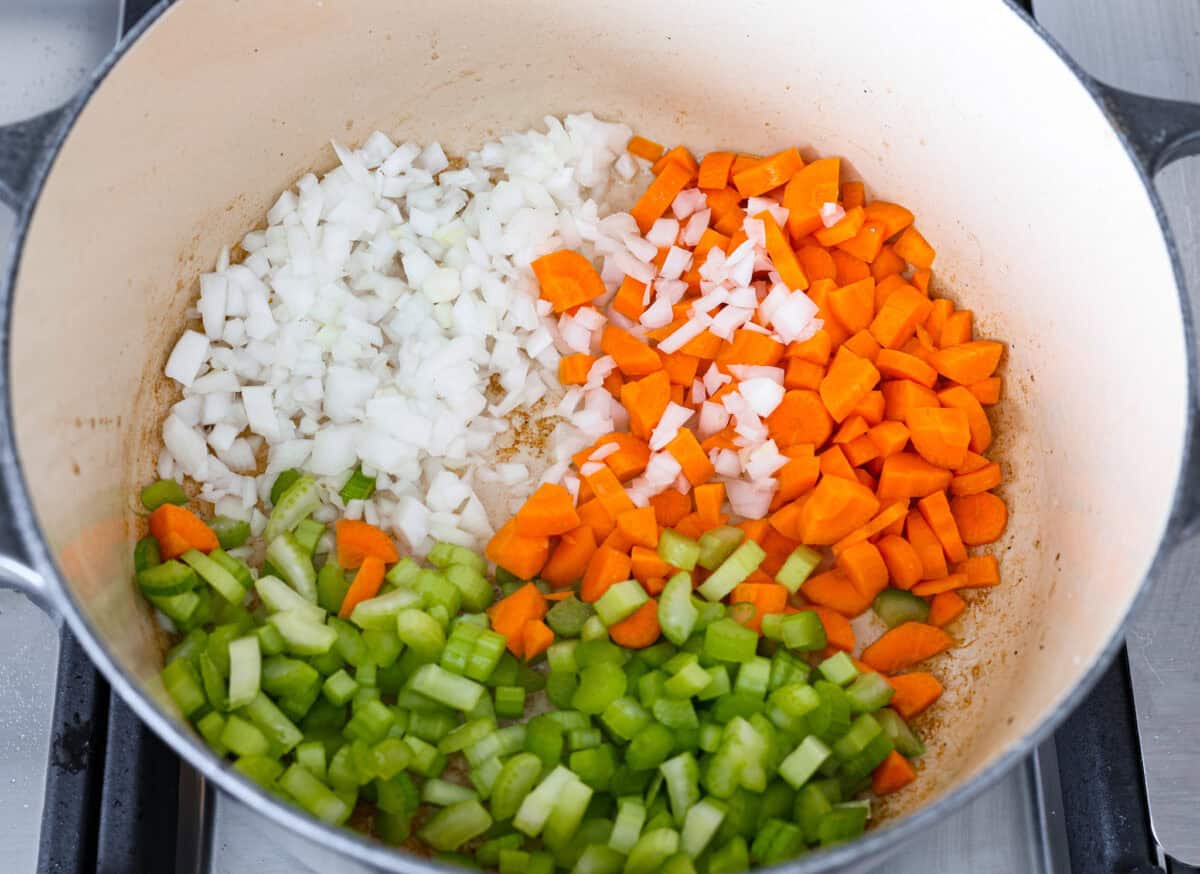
[[445, 564, 494, 613], [524, 714, 566, 768], [846, 672, 895, 713], [779, 735, 832, 789], [226, 635, 261, 709], [601, 697, 651, 742], [594, 580, 648, 627], [255, 575, 324, 623], [816, 802, 869, 846], [775, 545, 822, 594], [626, 723, 675, 771], [350, 587, 423, 631], [428, 541, 487, 575], [697, 526, 745, 571], [141, 479, 189, 511], [339, 465, 376, 503], [495, 685, 526, 719], [209, 515, 251, 550], [410, 664, 485, 712], [546, 672, 579, 709], [547, 640, 580, 674], [293, 518, 325, 556], [832, 713, 883, 761], [572, 663, 627, 715], [657, 529, 701, 572], [137, 560, 198, 598], [703, 619, 758, 664], [873, 588, 931, 628], [422, 778, 479, 807], [733, 657, 771, 699], [697, 541, 766, 602], [625, 828, 680, 874], [266, 533, 318, 601], [659, 753, 700, 825], [242, 692, 304, 753], [264, 475, 319, 542], [658, 573, 698, 646], [875, 707, 926, 757], [220, 715, 269, 757], [133, 536, 162, 573], [385, 556, 421, 588], [542, 778, 595, 849], [268, 611, 337, 656], [513, 765, 576, 837], [161, 657, 207, 718], [581, 615, 608, 641], [818, 651, 860, 687], [269, 469, 301, 505], [769, 650, 811, 691], [395, 608, 447, 662], [680, 797, 725, 858], [610, 796, 646, 853], [781, 611, 826, 652], [547, 595, 593, 638]]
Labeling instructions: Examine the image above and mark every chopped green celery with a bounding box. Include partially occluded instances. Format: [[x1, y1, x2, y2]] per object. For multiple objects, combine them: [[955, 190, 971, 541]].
[[512, 765, 576, 836], [875, 707, 926, 757], [269, 469, 301, 505], [625, 827, 680, 874], [771, 682, 821, 720], [220, 714, 270, 756], [516, 661, 546, 693], [140, 478, 189, 510], [445, 564, 494, 613], [328, 617, 367, 668], [626, 723, 675, 771], [664, 660, 711, 699], [255, 623, 287, 657], [205, 625, 240, 674], [832, 713, 883, 761], [846, 672, 895, 713], [384, 556, 421, 589], [652, 698, 698, 730], [543, 778, 595, 849], [546, 595, 593, 638], [760, 613, 785, 641], [268, 611, 336, 656], [498, 849, 531, 874], [209, 514, 251, 550], [696, 665, 731, 702], [326, 745, 362, 790], [255, 576, 325, 623], [409, 664, 484, 712], [580, 615, 608, 641], [840, 731, 894, 781], [655, 573, 697, 647], [637, 670, 667, 708], [419, 799, 493, 850], [133, 536, 162, 573], [766, 648, 805, 686], [362, 627, 402, 668], [659, 753, 700, 825], [697, 526, 745, 571], [808, 681, 853, 743], [691, 600, 725, 633], [602, 697, 651, 742], [610, 796, 647, 853], [546, 672, 579, 709], [775, 545, 822, 593], [199, 653, 228, 712], [167, 628, 208, 667], [438, 718, 495, 755], [476, 833, 523, 869], [567, 727, 602, 751], [873, 588, 932, 628], [161, 658, 207, 718], [422, 778, 479, 807], [795, 782, 834, 842], [547, 640, 579, 673], [376, 810, 413, 845], [697, 541, 766, 602], [266, 534, 318, 601], [522, 714, 563, 768], [817, 802, 869, 845], [779, 735, 832, 788], [467, 631, 508, 683], [408, 709, 458, 743], [469, 755, 504, 800], [426, 540, 484, 573], [265, 474, 320, 542], [376, 772, 420, 815], [394, 609, 446, 662], [137, 560, 198, 598], [414, 569, 463, 616], [572, 844, 624, 874], [234, 754, 284, 789], [464, 723, 527, 766], [680, 797, 725, 858], [226, 636, 261, 709], [780, 611, 826, 652], [339, 465, 377, 503], [293, 518, 325, 557], [655, 534, 700, 580], [572, 663, 627, 715], [403, 734, 448, 777], [576, 638, 627, 667], [698, 722, 724, 753], [494, 685, 526, 719], [662, 852, 699, 874], [733, 656, 771, 699], [703, 618, 758, 663], [290, 739, 327, 781], [242, 692, 303, 753], [818, 651, 860, 687]]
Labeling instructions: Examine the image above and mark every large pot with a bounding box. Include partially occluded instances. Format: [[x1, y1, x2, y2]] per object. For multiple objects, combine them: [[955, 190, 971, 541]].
[[2, 1, 1199, 870]]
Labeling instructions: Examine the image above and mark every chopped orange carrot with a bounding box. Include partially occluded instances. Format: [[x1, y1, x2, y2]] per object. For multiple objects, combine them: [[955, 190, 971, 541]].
[[819, 445, 858, 481], [799, 475, 880, 545], [148, 504, 219, 560], [558, 353, 596, 386], [831, 500, 910, 556], [531, 249, 606, 313], [485, 519, 550, 581], [805, 606, 856, 652], [950, 492, 1008, 545], [582, 464, 636, 519], [911, 572, 969, 597], [928, 591, 967, 627], [893, 225, 935, 269], [905, 510, 948, 580], [521, 619, 555, 661], [580, 546, 633, 603], [335, 519, 400, 569], [837, 540, 889, 600], [767, 390, 834, 448], [666, 428, 714, 485], [842, 328, 882, 363], [887, 671, 944, 718], [338, 556, 386, 619], [487, 583, 549, 657], [541, 525, 598, 589], [968, 376, 1003, 406], [652, 146, 699, 177], [872, 750, 917, 795], [867, 421, 910, 458], [819, 346, 881, 422], [756, 212, 809, 291], [516, 483, 582, 537], [621, 370, 671, 439], [626, 135, 664, 162], [616, 506, 659, 549], [716, 329, 785, 368], [693, 483, 725, 524], [602, 325, 663, 377], [871, 244, 907, 280], [784, 358, 825, 390], [870, 285, 934, 349], [802, 569, 873, 617], [877, 453, 953, 501], [929, 340, 1003, 385], [783, 158, 840, 239], [938, 385, 994, 453], [649, 489, 691, 528], [612, 276, 648, 321], [956, 554, 1001, 587], [828, 278, 876, 334], [729, 582, 789, 632], [917, 490, 968, 565], [608, 599, 662, 648], [631, 545, 672, 585], [577, 498, 616, 541], [877, 534, 924, 590], [697, 150, 737, 189], [733, 148, 804, 198], [862, 621, 953, 673], [631, 160, 693, 233]]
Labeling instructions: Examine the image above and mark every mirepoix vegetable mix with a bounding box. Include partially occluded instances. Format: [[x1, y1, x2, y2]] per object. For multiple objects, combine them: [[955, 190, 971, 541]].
[[141, 130, 1008, 871]]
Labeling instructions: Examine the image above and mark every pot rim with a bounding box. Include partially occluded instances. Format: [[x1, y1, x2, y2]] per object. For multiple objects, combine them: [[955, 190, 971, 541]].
[[0, 1, 1193, 871]]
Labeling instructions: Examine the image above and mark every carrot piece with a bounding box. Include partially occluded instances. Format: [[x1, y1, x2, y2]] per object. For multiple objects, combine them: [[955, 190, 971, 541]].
[[755, 212, 809, 290], [338, 556, 387, 619], [829, 499, 909, 556], [842, 434, 879, 468], [648, 489, 691, 528], [583, 465, 636, 520], [938, 385, 994, 454], [922, 298, 953, 345], [837, 541, 889, 600], [602, 325, 662, 378], [881, 379, 939, 423], [783, 358, 824, 391], [765, 389, 834, 448], [558, 353, 596, 386], [887, 671, 944, 718], [596, 599, 658, 650], [651, 145, 699, 177], [819, 346, 881, 423], [627, 135, 664, 162], [905, 510, 948, 580], [729, 583, 789, 632], [955, 554, 1001, 589], [967, 376, 1003, 406], [574, 433, 652, 483], [631, 545, 672, 585], [871, 750, 917, 796], [877, 452, 954, 501], [842, 329, 882, 363], [774, 453, 822, 507], [733, 147, 804, 198], [801, 606, 855, 652], [486, 518, 550, 581], [861, 202, 912, 239], [603, 527, 637, 555], [875, 349, 937, 388], [334, 519, 400, 569], [906, 406, 970, 469], [950, 492, 1008, 545], [796, 245, 837, 282], [487, 582, 550, 656], [612, 276, 649, 322], [871, 244, 906, 281], [862, 621, 953, 673], [819, 445, 857, 481], [910, 572, 969, 597], [577, 498, 616, 541], [616, 507, 659, 550], [659, 431, 708, 488], [832, 415, 869, 445], [851, 390, 885, 426], [697, 150, 736, 189], [917, 490, 968, 565], [768, 498, 806, 540], [910, 269, 932, 293], [631, 160, 693, 233], [146, 504, 217, 561], [870, 285, 934, 349], [828, 278, 876, 335], [830, 250, 872, 286], [521, 618, 555, 662], [798, 475, 880, 545], [782, 158, 840, 239], [717, 329, 785, 368], [692, 483, 725, 525], [950, 463, 1002, 497], [516, 483, 582, 537], [877, 534, 924, 590], [893, 226, 935, 269], [530, 250, 605, 313], [785, 329, 833, 365], [541, 525, 598, 589], [705, 187, 746, 236], [834, 218, 886, 266], [660, 352, 700, 388], [840, 181, 865, 209], [674, 513, 709, 540], [621, 370, 671, 439], [867, 421, 910, 458], [580, 546, 633, 603], [923, 591, 964, 629], [802, 569, 873, 617], [930, 341, 1003, 385], [811, 204, 863, 247]]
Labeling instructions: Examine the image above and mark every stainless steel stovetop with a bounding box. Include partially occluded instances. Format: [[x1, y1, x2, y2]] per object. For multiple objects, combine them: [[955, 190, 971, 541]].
[[1, 2, 1197, 872]]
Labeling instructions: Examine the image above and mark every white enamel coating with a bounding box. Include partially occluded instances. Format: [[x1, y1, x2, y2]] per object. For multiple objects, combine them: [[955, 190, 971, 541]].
[[4, 0, 1190, 867]]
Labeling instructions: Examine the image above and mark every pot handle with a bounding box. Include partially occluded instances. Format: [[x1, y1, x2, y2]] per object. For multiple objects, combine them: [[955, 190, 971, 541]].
[[0, 105, 71, 213]]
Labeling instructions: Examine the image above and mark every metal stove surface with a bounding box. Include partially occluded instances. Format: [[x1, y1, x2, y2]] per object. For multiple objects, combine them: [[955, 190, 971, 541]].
[[1, 1, 1196, 872]]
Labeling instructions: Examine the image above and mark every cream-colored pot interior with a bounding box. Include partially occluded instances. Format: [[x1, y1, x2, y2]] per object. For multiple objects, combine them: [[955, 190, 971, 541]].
[[8, 0, 1189, 866]]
